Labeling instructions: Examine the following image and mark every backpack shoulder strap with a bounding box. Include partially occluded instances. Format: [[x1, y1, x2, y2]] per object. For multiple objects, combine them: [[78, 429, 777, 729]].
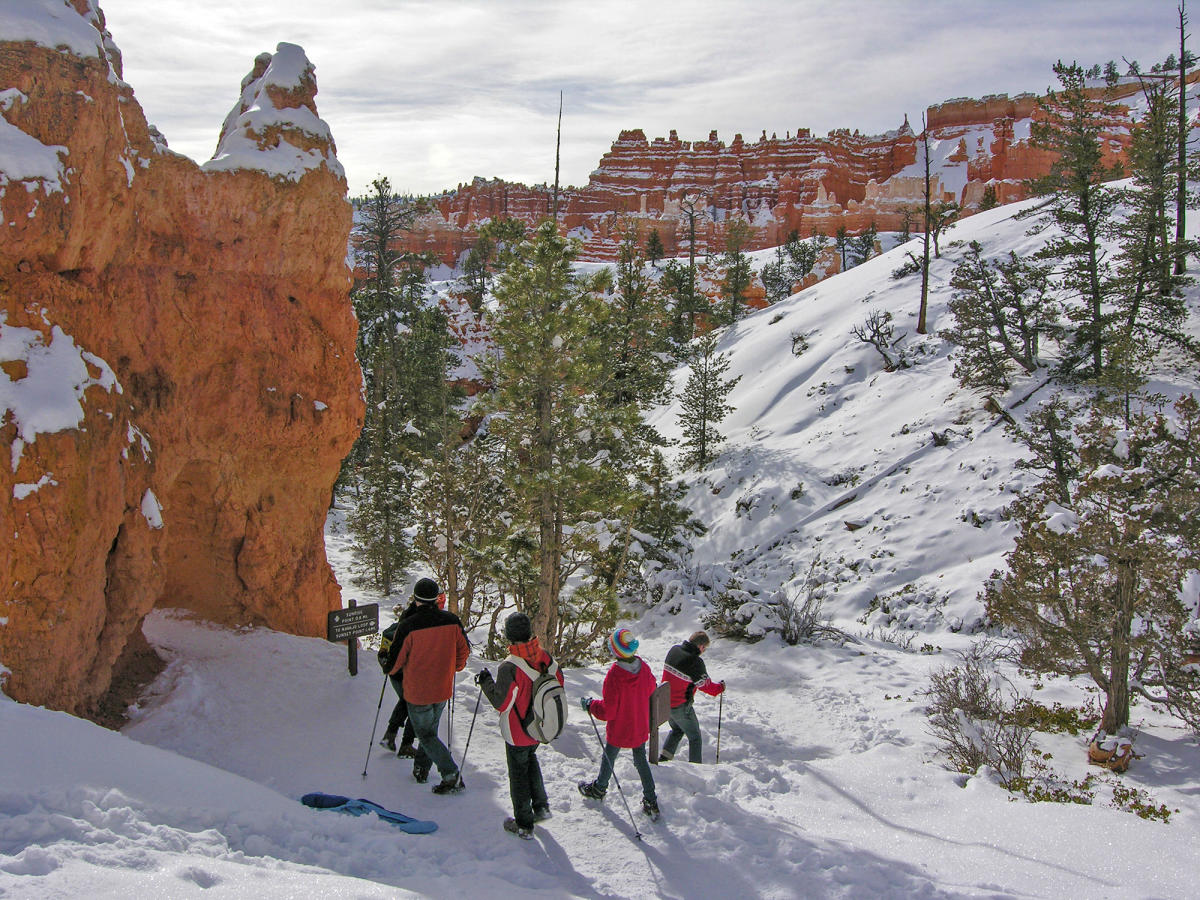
[[505, 654, 547, 680]]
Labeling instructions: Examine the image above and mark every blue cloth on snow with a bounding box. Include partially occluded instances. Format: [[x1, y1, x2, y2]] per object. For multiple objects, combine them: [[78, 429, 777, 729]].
[[300, 792, 437, 833]]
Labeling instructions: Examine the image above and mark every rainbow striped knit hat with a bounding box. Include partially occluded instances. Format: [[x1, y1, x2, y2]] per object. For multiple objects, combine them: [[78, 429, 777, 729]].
[[609, 627, 638, 660]]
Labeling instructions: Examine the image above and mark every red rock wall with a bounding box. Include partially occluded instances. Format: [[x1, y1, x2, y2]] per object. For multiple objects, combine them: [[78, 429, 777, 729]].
[[400, 80, 1181, 266], [0, 4, 363, 715]]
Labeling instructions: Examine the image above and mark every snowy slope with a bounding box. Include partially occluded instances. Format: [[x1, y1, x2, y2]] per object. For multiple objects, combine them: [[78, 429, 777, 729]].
[[645, 197, 1200, 636]]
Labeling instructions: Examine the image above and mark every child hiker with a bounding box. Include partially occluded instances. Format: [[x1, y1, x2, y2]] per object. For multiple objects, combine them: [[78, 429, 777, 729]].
[[578, 627, 660, 821], [658, 630, 725, 763], [475, 612, 564, 839]]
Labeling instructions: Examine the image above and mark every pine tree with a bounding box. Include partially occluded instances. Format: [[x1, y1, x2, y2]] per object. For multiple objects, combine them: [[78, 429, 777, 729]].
[[719, 219, 754, 323], [986, 394, 1200, 734], [760, 245, 793, 304], [918, 113, 932, 334], [602, 229, 674, 407], [942, 241, 1057, 391], [461, 218, 526, 314], [347, 177, 459, 596], [834, 225, 851, 271], [482, 219, 698, 659], [928, 202, 959, 258], [852, 221, 879, 265], [412, 425, 509, 629], [645, 228, 665, 268], [679, 332, 740, 469], [1111, 64, 1197, 376], [484, 220, 626, 655], [1027, 61, 1123, 379], [1175, 1, 1191, 275], [677, 193, 706, 338]]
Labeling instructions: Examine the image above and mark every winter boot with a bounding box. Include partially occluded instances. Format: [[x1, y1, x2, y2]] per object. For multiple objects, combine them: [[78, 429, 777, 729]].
[[532, 806, 553, 823], [577, 781, 606, 801], [412, 763, 430, 784], [657, 752, 672, 763], [379, 729, 397, 752], [431, 773, 465, 795], [396, 742, 417, 758], [503, 817, 534, 840], [642, 798, 660, 822]]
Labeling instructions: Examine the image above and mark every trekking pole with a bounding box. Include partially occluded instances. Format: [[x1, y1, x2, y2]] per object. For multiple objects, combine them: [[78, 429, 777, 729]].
[[455, 686, 484, 788], [715, 691, 724, 764], [362, 673, 389, 779], [587, 709, 642, 841]]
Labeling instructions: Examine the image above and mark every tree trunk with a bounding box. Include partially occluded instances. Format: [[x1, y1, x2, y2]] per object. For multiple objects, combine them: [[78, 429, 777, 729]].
[[532, 374, 559, 652], [918, 114, 931, 334], [1176, 1, 1189, 275], [1101, 558, 1138, 733]]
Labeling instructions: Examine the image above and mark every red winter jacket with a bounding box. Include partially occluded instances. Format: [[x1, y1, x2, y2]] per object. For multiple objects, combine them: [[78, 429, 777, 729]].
[[588, 656, 657, 748], [662, 639, 725, 708], [481, 642, 564, 747]]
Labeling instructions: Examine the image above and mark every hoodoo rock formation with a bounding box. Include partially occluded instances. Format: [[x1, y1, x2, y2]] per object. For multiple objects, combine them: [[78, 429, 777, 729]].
[[0, 3, 363, 716], [400, 78, 1184, 267]]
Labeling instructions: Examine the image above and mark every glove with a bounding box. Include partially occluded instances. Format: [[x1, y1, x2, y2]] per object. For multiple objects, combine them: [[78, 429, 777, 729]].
[[718, 680, 727, 694], [580, 696, 594, 713], [474, 668, 492, 686]]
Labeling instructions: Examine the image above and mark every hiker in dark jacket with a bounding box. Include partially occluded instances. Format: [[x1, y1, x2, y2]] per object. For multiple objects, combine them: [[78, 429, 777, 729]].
[[377, 600, 419, 757], [659, 630, 725, 763], [476, 612, 565, 839], [578, 627, 660, 820], [387, 577, 470, 793]]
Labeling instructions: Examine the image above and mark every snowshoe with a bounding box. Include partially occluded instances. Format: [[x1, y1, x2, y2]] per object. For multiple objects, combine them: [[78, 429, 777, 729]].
[[577, 781, 606, 801], [532, 806, 553, 823], [657, 753, 672, 763], [396, 743, 417, 758], [379, 731, 397, 751], [412, 764, 430, 784], [431, 774, 464, 795], [642, 798, 660, 821], [503, 817, 534, 840]]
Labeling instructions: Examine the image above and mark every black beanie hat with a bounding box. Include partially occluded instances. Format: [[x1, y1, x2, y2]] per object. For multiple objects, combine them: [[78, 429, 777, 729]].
[[504, 612, 533, 643], [413, 577, 440, 603]]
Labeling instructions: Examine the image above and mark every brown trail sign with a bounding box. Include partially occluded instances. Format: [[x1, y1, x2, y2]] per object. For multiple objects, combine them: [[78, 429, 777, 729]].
[[326, 599, 379, 676]]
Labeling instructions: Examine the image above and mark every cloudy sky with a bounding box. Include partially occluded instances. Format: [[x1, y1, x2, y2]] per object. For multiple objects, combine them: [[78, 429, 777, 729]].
[[98, 0, 1183, 197]]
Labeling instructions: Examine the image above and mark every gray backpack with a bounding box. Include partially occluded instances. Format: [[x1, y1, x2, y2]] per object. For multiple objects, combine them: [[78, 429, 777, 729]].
[[507, 656, 566, 743]]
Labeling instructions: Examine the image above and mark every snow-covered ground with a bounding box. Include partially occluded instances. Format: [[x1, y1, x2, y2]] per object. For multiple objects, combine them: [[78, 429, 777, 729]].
[[4, 193, 1200, 898]]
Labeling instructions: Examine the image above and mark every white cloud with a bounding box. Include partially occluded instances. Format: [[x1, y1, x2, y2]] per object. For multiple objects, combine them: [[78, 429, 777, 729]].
[[97, 0, 1181, 195]]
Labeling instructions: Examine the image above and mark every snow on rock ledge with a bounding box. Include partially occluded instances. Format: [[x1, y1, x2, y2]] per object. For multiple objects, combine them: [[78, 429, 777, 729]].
[[204, 42, 345, 183]]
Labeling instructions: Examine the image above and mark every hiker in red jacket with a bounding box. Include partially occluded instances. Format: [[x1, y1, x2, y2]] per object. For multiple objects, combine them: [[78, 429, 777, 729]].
[[476, 612, 565, 840], [387, 577, 470, 794], [578, 627, 660, 821], [659, 630, 725, 763]]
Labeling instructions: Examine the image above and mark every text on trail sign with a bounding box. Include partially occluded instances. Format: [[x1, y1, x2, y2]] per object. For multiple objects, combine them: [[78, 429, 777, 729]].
[[327, 603, 379, 643]]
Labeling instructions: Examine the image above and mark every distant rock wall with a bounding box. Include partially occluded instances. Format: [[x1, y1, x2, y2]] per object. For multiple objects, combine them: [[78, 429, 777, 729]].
[[0, 2, 363, 716], [400, 83, 1170, 266]]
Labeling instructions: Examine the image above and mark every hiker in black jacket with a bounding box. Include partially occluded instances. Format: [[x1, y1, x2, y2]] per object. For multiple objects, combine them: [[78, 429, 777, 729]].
[[476, 612, 564, 839], [378, 600, 419, 757], [658, 630, 725, 763]]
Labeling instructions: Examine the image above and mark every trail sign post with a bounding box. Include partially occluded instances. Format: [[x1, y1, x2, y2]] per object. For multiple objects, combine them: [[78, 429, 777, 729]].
[[327, 599, 379, 676], [648, 682, 671, 763]]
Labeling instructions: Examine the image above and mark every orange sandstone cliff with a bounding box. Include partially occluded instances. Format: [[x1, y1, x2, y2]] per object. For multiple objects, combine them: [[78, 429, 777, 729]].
[[0, 3, 363, 716]]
